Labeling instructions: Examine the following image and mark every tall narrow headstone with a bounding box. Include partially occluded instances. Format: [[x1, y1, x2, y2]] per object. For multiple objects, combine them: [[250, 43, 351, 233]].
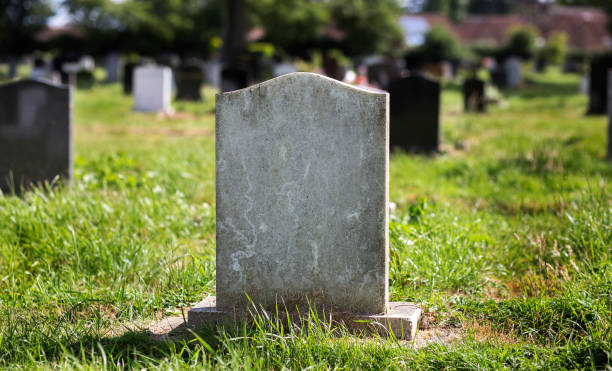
[[174, 65, 204, 101], [105, 53, 121, 83], [463, 77, 487, 112], [122, 62, 138, 94], [588, 54, 612, 115], [505, 57, 522, 88], [0, 80, 72, 194], [189, 72, 420, 339], [608, 70, 612, 160], [388, 72, 440, 153], [133, 65, 173, 113]]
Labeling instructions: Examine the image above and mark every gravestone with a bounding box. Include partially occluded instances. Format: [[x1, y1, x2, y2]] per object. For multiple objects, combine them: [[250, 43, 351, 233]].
[[587, 54, 612, 115], [505, 57, 522, 88], [122, 62, 138, 94], [105, 53, 121, 83], [0, 80, 72, 194], [388, 72, 440, 153], [133, 65, 173, 113], [491, 67, 507, 90], [463, 77, 487, 112], [174, 65, 204, 101], [221, 66, 248, 92], [608, 70, 612, 160], [188, 72, 421, 339]]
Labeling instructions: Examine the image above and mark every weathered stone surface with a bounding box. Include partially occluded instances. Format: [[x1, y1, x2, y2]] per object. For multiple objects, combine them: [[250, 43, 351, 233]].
[[133, 65, 173, 113], [215, 72, 389, 314], [0, 79, 72, 194], [188, 297, 421, 340], [388, 72, 440, 153]]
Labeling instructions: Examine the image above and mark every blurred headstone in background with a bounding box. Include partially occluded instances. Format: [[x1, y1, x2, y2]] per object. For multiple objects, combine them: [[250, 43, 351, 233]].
[[30, 58, 61, 84], [322, 54, 345, 81], [175, 64, 204, 101], [122, 62, 139, 95], [388, 71, 440, 153], [587, 54, 612, 115], [580, 75, 590, 95], [608, 70, 612, 160], [491, 66, 508, 90], [105, 53, 121, 83], [463, 77, 487, 113], [204, 60, 221, 88], [0, 80, 72, 194], [133, 65, 173, 113], [505, 57, 522, 88]]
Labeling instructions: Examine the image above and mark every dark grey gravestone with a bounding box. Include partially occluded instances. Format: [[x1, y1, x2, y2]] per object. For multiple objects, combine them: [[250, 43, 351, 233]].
[[0, 80, 72, 194], [587, 54, 612, 115], [608, 70, 612, 160], [122, 62, 139, 95], [491, 67, 507, 90], [388, 72, 440, 153], [463, 78, 487, 112], [175, 65, 204, 101]]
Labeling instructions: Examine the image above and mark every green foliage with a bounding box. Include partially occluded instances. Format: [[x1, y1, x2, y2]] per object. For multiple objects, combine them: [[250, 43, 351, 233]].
[[541, 32, 568, 66], [421, 25, 464, 62], [328, 0, 404, 56], [505, 26, 538, 59], [248, 0, 330, 55], [0, 0, 53, 56]]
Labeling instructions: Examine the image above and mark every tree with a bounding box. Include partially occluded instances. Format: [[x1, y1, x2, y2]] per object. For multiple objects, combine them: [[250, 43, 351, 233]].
[[0, 0, 53, 58], [505, 26, 538, 59], [541, 32, 568, 66], [329, 0, 404, 56], [421, 25, 464, 62]]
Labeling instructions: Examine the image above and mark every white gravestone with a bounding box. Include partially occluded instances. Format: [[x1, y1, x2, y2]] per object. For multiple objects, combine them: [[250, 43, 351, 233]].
[[188, 72, 421, 339], [133, 65, 173, 113]]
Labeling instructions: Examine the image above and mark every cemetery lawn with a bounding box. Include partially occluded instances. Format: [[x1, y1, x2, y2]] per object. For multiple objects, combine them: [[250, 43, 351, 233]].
[[0, 69, 610, 369]]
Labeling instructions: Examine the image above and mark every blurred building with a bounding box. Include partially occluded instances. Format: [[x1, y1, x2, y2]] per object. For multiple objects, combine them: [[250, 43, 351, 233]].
[[400, 5, 611, 52]]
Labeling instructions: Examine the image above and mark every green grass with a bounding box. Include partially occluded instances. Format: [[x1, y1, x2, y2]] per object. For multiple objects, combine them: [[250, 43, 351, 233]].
[[0, 67, 610, 369]]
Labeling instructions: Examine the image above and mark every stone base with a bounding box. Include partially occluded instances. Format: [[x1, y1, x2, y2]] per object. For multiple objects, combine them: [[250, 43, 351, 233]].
[[188, 297, 421, 340]]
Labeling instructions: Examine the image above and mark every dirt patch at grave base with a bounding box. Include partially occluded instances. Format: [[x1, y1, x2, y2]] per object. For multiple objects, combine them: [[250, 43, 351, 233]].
[[80, 125, 214, 138]]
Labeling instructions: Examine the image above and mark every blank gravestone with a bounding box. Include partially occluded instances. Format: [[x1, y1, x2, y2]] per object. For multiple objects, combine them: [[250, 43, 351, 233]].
[[175, 65, 204, 101], [0, 80, 72, 194], [133, 65, 173, 113], [463, 77, 487, 112], [505, 57, 522, 88], [388, 72, 440, 153], [188, 72, 421, 339]]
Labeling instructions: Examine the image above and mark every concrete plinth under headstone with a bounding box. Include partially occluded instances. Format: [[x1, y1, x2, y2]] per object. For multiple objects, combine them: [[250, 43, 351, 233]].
[[188, 72, 421, 339], [0, 79, 72, 194], [133, 65, 173, 113]]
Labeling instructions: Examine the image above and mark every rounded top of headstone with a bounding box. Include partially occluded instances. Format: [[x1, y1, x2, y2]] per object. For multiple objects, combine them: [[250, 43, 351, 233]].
[[218, 72, 389, 98], [0, 78, 68, 90]]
